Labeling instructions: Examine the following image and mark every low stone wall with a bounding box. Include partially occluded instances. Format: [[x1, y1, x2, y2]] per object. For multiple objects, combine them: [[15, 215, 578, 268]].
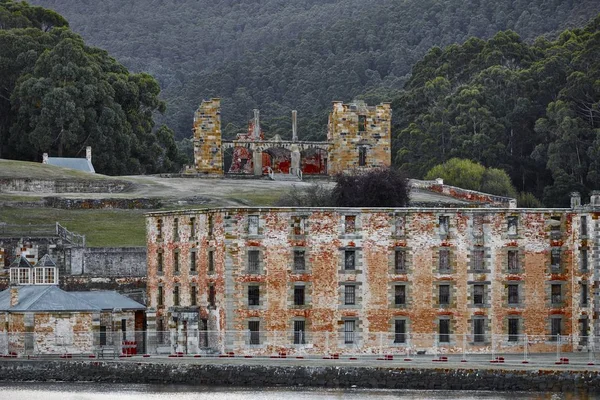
[[409, 179, 516, 207], [0, 178, 130, 193], [44, 197, 161, 209], [0, 360, 599, 393], [82, 247, 146, 276]]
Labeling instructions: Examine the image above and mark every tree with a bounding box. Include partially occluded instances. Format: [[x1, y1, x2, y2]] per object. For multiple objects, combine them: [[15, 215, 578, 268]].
[[332, 168, 410, 207]]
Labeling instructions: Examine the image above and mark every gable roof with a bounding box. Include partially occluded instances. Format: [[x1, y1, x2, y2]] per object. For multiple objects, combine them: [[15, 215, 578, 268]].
[[37, 254, 56, 267], [0, 286, 145, 312], [46, 157, 95, 173], [8, 255, 33, 269]]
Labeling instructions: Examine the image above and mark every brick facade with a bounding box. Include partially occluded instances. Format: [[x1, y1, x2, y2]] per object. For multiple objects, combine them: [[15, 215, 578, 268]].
[[146, 203, 596, 355]]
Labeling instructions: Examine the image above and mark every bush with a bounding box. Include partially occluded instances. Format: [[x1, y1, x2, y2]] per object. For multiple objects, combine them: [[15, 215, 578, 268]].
[[275, 183, 334, 207], [332, 168, 410, 207]]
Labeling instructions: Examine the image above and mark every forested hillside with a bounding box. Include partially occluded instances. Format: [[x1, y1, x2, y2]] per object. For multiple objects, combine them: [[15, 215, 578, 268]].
[[396, 15, 600, 206], [0, 0, 184, 175], [30, 0, 600, 140]]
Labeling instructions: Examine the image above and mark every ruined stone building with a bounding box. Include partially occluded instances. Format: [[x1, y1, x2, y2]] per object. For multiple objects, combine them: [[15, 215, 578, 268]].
[[145, 190, 597, 355], [187, 99, 391, 177], [0, 254, 146, 355]]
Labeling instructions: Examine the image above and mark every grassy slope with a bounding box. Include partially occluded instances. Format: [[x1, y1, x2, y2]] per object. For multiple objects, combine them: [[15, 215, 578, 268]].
[[0, 159, 118, 180]]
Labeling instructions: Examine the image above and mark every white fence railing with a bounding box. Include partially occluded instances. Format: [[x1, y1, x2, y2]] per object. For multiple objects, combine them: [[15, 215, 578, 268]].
[[0, 332, 597, 360]]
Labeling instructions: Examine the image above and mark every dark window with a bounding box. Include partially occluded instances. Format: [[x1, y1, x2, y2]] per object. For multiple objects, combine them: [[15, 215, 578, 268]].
[[581, 249, 588, 272], [208, 250, 214, 274], [508, 318, 519, 342], [439, 284, 450, 305], [173, 218, 179, 240], [248, 250, 260, 273], [439, 216, 449, 235], [507, 216, 518, 235], [439, 249, 450, 272], [157, 219, 163, 239], [394, 250, 406, 273], [344, 320, 356, 344], [208, 214, 214, 236], [508, 250, 519, 272], [508, 284, 519, 305], [190, 217, 196, 240], [473, 284, 485, 305], [344, 250, 356, 270], [473, 319, 485, 343], [344, 285, 356, 305], [551, 284, 562, 305], [191, 286, 197, 306], [580, 318, 589, 345], [294, 250, 306, 271], [190, 251, 196, 272], [358, 147, 367, 166], [99, 326, 107, 346], [472, 249, 484, 271], [294, 286, 305, 306], [173, 286, 180, 306], [551, 249, 561, 271], [358, 115, 367, 131], [439, 319, 450, 343], [248, 215, 259, 235], [157, 286, 164, 306], [345, 215, 356, 233], [551, 318, 562, 338], [174, 252, 179, 274], [209, 284, 216, 307], [248, 285, 260, 306], [395, 215, 405, 236], [581, 283, 588, 306], [394, 320, 406, 344], [581, 216, 588, 236], [121, 319, 127, 341], [394, 285, 406, 306], [249, 321, 260, 345], [157, 252, 163, 274], [294, 320, 306, 344]]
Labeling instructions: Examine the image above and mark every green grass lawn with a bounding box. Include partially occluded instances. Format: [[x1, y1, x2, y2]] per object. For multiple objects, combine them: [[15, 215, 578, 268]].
[[0, 206, 147, 247], [0, 159, 118, 180]]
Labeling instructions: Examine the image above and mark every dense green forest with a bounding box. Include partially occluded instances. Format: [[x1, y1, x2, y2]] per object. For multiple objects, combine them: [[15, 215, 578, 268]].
[[396, 15, 600, 206], [0, 0, 184, 174], [29, 0, 600, 141]]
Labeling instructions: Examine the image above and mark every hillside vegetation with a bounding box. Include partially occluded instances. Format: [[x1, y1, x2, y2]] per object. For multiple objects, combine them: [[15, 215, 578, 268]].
[[29, 0, 600, 141]]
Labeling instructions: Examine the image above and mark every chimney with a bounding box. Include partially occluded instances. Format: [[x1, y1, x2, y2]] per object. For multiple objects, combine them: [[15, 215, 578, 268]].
[[42, 153, 48, 164], [10, 287, 19, 307], [86, 146, 92, 162], [252, 109, 260, 139], [292, 110, 298, 141], [591, 190, 600, 207], [570, 191, 581, 208]]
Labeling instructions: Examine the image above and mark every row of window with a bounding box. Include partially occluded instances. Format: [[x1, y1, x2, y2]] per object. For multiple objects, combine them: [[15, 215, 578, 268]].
[[157, 214, 591, 241], [156, 284, 216, 307], [243, 316, 585, 346], [156, 246, 590, 275]]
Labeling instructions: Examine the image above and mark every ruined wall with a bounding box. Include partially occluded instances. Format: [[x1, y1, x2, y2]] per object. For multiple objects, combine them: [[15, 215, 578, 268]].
[[192, 98, 223, 175], [327, 101, 391, 175], [146, 207, 593, 355], [82, 247, 146, 277], [0, 178, 129, 193]]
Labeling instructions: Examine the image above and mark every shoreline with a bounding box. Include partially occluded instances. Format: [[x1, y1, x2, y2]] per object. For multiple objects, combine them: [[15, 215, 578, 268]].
[[0, 359, 599, 393]]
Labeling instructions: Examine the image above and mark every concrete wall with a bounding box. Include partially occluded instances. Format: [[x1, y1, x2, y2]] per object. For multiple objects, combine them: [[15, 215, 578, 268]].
[[83, 247, 146, 277], [0, 178, 129, 193], [1, 361, 600, 393]]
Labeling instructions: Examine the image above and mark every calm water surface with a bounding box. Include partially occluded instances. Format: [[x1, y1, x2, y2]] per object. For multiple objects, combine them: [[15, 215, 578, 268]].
[[0, 382, 593, 400]]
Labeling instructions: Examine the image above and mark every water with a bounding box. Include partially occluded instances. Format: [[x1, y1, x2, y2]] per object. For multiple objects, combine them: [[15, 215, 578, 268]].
[[0, 383, 594, 400]]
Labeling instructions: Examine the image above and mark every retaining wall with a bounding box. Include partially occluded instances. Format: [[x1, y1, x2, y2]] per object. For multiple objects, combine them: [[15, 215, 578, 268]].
[[0, 360, 598, 393], [0, 178, 130, 193]]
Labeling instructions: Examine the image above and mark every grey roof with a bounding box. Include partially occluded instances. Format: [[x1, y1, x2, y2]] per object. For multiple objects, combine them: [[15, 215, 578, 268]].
[[37, 254, 56, 267], [8, 255, 33, 269], [70, 291, 145, 311], [46, 157, 95, 173], [0, 286, 145, 312]]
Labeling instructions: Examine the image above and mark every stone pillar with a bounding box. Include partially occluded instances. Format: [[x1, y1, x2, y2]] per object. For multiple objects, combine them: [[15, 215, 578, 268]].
[[42, 153, 48, 164], [591, 190, 600, 207], [253, 109, 260, 140], [10, 287, 19, 307], [292, 110, 298, 142], [252, 146, 263, 176], [86, 146, 92, 162], [291, 145, 300, 176], [571, 192, 581, 208]]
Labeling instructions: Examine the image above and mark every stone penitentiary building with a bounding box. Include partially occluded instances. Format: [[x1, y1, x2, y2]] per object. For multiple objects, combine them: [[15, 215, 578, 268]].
[[187, 98, 391, 177], [146, 191, 600, 356]]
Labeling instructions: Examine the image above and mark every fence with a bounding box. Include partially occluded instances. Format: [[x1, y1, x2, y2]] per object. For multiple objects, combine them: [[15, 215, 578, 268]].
[[0, 331, 598, 361], [0, 224, 56, 237]]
